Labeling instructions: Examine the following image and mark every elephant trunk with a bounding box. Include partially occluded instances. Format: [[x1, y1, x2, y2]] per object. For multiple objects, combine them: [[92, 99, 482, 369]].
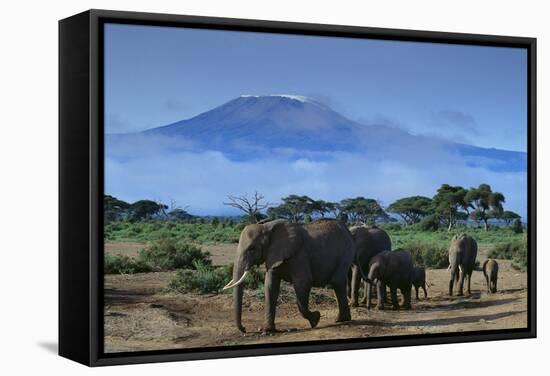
[[232, 260, 247, 333]]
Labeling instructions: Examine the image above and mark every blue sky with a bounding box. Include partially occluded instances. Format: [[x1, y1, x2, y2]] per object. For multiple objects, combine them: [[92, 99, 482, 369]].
[[105, 23, 527, 152], [104, 23, 528, 217]]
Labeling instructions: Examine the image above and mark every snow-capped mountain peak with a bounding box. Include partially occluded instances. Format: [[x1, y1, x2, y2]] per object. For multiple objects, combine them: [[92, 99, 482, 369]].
[[239, 94, 322, 106]]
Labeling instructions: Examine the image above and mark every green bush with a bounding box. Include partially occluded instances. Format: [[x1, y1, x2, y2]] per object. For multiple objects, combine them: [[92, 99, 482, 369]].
[[104, 254, 152, 274], [166, 261, 228, 294], [488, 241, 527, 271], [417, 214, 440, 231], [139, 238, 211, 271], [381, 223, 402, 232], [166, 262, 265, 294], [512, 218, 524, 234], [401, 241, 448, 269]]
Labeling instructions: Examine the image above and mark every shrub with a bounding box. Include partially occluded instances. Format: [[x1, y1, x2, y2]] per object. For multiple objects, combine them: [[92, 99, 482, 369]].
[[382, 223, 402, 232], [512, 218, 524, 234], [104, 254, 152, 274], [488, 241, 527, 271], [138, 238, 211, 271], [401, 241, 448, 269], [166, 262, 265, 294], [417, 214, 440, 232], [166, 261, 228, 294]]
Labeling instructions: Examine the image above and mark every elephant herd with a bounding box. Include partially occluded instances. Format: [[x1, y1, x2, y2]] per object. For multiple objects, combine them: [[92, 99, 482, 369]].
[[223, 219, 499, 333]]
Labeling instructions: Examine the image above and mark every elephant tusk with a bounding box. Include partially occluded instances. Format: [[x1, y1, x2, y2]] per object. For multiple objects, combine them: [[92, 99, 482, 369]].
[[222, 279, 234, 290], [222, 271, 249, 290]]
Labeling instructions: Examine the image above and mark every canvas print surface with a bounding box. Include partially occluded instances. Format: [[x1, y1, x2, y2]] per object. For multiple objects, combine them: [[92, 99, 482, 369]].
[[103, 23, 528, 353]]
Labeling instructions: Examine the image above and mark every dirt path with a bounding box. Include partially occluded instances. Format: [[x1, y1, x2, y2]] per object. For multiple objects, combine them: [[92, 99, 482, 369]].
[[104, 259, 527, 353]]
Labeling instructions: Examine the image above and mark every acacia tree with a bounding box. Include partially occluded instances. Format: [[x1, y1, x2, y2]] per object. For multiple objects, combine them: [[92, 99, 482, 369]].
[[266, 195, 314, 222], [432, 184, 470, 231], [104, 195, 131, 222], [465, 184, 505, 231], [223, 191, 270, 224], [387, 196, 433, 225], [500, 210, 521, 226], [130, 200, 168, 221], [340, 197, 388, 225]]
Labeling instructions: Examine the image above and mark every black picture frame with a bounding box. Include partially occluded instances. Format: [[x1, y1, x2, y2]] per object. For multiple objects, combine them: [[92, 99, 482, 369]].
[[59, 9, 537, 367]]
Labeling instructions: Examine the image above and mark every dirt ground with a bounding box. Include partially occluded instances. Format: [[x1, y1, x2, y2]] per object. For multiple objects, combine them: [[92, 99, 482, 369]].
[[104, 242, 528, 353]]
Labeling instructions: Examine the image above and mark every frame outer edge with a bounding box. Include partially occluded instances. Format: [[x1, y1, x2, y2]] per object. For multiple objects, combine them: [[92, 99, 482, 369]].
[[71, 8, 537, 366]]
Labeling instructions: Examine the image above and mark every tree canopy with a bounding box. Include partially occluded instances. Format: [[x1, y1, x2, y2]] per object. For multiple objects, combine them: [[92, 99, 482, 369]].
[[340, 197, 388, 225], [465, 184, 505, 231], [387, 196, 433, 225], [432, 184, 470, 231]]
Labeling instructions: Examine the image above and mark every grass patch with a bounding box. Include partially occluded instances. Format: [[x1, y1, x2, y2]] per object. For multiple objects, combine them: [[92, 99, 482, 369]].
[[104, 221, 240, 244]]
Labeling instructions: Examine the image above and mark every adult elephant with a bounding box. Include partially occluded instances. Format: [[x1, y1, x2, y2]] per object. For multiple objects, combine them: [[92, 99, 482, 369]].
[[448, 234, 478, 296], [365, 250, 415, 310], [348, 226, 391, 307], [223, 219, 354, 333]]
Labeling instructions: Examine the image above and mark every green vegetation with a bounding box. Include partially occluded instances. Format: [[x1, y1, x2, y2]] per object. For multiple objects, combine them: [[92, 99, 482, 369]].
[[382, 224, 523, 251], [104, 221, 241, 243], [488, 240, 528, 271], [387, 196, 433, 225], [165, 262, 265, 294], [400, 242, 449, 269], [104, 238, 212, 274], [138, 238, 211, 271], [104, 254, 153, 274]]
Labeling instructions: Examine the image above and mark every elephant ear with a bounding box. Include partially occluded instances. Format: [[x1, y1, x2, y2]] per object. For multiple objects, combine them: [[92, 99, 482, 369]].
[[262, 220, 302, 271]]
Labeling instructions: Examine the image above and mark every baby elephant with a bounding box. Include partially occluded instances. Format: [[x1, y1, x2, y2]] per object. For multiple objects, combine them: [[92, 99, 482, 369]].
[[412, 266, 428, 300], [482, 259, 499, 293], [366, 250, 415, 310]]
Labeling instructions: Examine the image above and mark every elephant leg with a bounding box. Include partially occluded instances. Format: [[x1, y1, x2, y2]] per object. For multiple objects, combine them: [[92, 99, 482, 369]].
[[390, 287, 399, 310], [448, 273, 455, 296], [375, 281, 385, 310], [415, 286, 419, 300], [346, 268, 352, 299], [423, 283, 428, 299], [457, 268, 465, 296], [263, 270, 281, 332], [360, 281, 368, 305], [485, 273, 490, 293], [366, 281, 373, 310], [492, 276, 497, 293], [333, 281, 352, 323], [293, 281, 320, 329], [467, 272, 472, 295], [402, 286, 412, 310], [350, 264, 361, 307]]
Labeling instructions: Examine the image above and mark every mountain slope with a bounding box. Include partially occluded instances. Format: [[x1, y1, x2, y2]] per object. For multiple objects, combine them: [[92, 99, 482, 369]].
[[107, 95, 526, 172]]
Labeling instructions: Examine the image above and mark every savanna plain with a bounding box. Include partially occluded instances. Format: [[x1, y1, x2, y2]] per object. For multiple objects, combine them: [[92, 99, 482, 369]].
[[103, 218, 528, 353]]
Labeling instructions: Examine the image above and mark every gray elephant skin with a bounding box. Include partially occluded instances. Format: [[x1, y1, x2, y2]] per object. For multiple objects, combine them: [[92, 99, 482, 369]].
[[365, 250, 415, 310], [412, 266, 428, 300], [482, 259, 499, 293], [448, 234, 478, 296], [224, 219, 354, 333], [348, 226, 392, 307]]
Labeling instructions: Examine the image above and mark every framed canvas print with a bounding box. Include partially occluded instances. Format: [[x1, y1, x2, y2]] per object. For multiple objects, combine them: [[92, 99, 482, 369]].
[[59, 9, 536, 366]]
